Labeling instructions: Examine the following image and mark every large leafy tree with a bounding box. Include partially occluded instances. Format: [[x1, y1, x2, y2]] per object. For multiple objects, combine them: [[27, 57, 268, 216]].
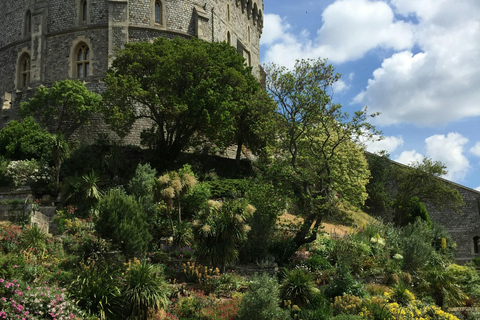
[[101, 37, 261, 160], [265, 58, 378, 247], [20, 79, 101, 138], [0, 117, 53, 161]]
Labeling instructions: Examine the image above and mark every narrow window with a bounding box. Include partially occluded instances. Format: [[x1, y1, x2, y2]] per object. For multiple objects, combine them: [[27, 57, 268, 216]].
[[81, 0, 87, 22], [227, 4, 230, 21], [474, 236, 480, 254], [227, 31, 231, 44], [76, 44, 90, 78], [247, 26, 250, 43], [18, 53, 31, 88], [155, 1, 161, 24], [24, 10, 32, 36]]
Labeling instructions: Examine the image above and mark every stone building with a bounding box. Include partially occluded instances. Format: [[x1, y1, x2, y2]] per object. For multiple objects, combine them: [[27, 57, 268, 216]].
[[0, 0, 264, 131]]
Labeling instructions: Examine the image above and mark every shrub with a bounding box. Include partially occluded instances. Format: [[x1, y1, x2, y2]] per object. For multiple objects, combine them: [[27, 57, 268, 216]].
[[96, 188, 152, 258], [0, 278, 82, 319], [121, 260, 170, 320], [193, 199, 253, 272], [323, 267, 365, 300], [128, 162, 157, 205], [279, 268, 318, 307], [237, 273, 290, 320], [70, 265, 122, 319]]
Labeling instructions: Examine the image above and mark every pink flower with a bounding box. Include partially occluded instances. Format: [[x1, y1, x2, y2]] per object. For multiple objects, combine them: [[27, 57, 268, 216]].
[[13, 265, 17, 268]]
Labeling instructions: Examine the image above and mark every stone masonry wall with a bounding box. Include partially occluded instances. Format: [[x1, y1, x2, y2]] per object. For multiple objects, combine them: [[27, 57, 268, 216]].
[[425, 183, 480, 263]]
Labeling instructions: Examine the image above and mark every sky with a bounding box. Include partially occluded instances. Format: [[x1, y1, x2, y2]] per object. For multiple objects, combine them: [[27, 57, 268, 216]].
[[260, 0, 480, 190]]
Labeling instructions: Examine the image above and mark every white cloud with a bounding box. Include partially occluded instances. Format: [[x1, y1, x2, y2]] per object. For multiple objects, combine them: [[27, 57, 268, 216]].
[[470, 142, 480, 157], [332, 80, 349, 94], [425, 133, 469, 181], [261, 0, 413, 68], [364, 135, 404, 154], [476, 186, 480, 192], [355, 1, 480, 126], [394, 150, 424, 165]]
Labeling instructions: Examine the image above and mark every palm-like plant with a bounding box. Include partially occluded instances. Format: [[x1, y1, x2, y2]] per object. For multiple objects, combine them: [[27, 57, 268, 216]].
[[121, 261, 170, 320], [280, 268, 318, 306], [50, 133, 69, 191], [193, 199, 254, 272], [70, 266, 122, 319], [21, 225, 47, 252]]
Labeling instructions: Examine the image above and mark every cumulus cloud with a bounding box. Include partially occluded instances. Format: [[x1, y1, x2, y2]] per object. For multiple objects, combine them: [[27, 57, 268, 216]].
[[394, 150, 424, 165], [470, 142, 480, 157], [261, 0, 413, 68], [355, 1, 480, 126], [363, 135, 404, 154], [425, 133, 469, 181], [476, 186, 480, 192]]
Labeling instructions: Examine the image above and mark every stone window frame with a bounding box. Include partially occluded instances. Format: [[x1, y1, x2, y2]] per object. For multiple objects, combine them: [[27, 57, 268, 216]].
[[69, 36, 94, 79], [16, 49, 32, 90], [24, 10, 32, 37], [474, 236, 480, 254], [227, 3, 231, 22], [77, 0, 90, 25], [226, 31, 231, 44], [151, 0, 166, 28]]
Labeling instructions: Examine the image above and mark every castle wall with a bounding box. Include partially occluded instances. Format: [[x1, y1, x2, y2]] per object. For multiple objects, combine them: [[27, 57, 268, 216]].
[[425, 184, 480, 263]]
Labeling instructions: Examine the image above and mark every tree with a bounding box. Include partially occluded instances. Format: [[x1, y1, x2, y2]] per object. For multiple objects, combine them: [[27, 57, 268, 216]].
[[96, 188, 151, 258], [264, 58, 378, 248], [390, 157, 463, 226], [0, 117, 53, 161], [20, 79, 101, 138], [102, 37, 260, 160]]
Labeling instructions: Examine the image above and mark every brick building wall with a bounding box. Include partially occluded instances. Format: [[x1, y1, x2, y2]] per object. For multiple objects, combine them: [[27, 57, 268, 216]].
[[0, 0, 264, 143]]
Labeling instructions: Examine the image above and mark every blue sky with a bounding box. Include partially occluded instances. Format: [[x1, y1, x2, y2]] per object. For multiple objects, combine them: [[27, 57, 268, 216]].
[[260, 0, 480, 190]]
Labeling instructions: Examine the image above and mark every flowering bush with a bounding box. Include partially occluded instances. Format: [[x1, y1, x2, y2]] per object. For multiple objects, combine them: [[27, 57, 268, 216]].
[[6, 160, 52, 188], [0, 278, 82, 319], [0, 223, 22, 253]]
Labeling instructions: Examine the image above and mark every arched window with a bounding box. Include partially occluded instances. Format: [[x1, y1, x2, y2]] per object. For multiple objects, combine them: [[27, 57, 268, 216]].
[[227, 4, 230, 22], [76, 43, 90, 78], [24, 10, 32, 36], [155, 0, 162, 24], [18, 53, 31, 88], [227, 31, 231, 44], [474, 236, 480, 254]]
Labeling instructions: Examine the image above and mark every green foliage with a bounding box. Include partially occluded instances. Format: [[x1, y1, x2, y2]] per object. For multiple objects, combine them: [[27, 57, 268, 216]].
[[404, 196, 431, 226], [400, 219, 436, 272], [391, 157, 463, 226], [102, 37, 260, 160], [279, 268, 318, 306], [0, 117, 53, 161], [363, 151, 392, 212], [264, 58, 377, 248], [237, 273, 290, 320], [206, 179, 250, 199], [193, 199, 253, 271], [323, 267, 365, 300], [128, 162, 157, 205], [96, 188, 152, 258], [20, 80, 101, 138], [20, 225, 47, 251], [121, 261, 170, 320], [241, 181, 286, 262], [296, 291, 333, 320], [70, 266, 122, 319]]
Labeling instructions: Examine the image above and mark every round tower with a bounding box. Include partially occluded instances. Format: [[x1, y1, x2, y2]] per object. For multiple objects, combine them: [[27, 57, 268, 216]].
[[0, 0, 264, 127]]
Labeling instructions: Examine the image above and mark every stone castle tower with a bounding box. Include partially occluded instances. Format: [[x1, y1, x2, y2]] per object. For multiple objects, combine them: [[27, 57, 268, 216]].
[[0, 0, 264, 124]]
